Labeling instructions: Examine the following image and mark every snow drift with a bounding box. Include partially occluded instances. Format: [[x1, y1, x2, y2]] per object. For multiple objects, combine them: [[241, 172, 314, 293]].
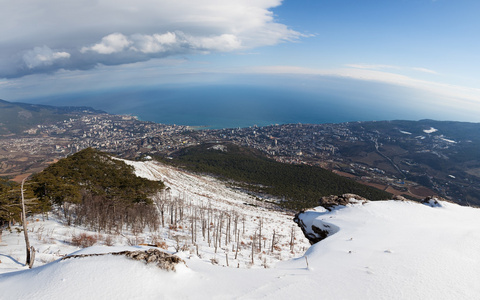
[[1, 160, 480, 299]]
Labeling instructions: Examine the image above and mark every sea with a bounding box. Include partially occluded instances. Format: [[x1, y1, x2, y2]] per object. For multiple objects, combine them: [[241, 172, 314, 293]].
[[24, 82, 461, 129]]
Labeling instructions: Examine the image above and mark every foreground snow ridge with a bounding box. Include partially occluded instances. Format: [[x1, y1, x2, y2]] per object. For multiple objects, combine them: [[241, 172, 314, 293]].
[[2, 197, 480, 299]]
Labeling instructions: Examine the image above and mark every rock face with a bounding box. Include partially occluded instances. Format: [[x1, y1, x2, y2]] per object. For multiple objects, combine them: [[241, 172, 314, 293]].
[[421, 196, 446, 207], [294, 211, 340, 245], [294, 194, 366, 245], [318, 193, 367, 210], [392, 195, 408, 201], [294, 213, 328, 245], [62, 248, 185, 271]]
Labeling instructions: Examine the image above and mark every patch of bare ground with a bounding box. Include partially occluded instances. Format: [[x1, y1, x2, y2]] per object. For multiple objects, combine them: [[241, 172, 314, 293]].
[[12, 173, 31, 183], [14, 156, 29, 162], [466, 168, 480, 178], [385, 186, 403, 195], [360, 181, 389, 191], [332, 170, 357, 178], [410, 186, 436, 198], [355, 152, 384, 165]]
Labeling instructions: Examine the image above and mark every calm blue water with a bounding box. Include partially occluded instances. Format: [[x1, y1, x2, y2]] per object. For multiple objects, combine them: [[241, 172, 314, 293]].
[[24, 81, 458, 129]]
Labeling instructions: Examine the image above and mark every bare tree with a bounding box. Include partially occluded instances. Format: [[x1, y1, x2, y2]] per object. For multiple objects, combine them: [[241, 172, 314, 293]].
[[258, 218, 262, 252], [21, 178, 34, 268], [153, 191, 166, 228], [251, 231, 256, 265], [290, 225, 295, 252], [235, 229, 240, 260], [271, 230, 276, 253]]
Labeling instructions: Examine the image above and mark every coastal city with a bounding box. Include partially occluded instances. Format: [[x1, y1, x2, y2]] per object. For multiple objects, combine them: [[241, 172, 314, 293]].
[[1, 108, 478, 205]]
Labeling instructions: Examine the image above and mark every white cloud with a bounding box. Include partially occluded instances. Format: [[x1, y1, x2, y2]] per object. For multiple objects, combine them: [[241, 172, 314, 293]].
[[344, 64, 401, 70], [346, 63, 439, 75], [186, 34, 242, 52], [248, 65, 480, 105], [22, 46, 70, 69], [130, 32, 177, 53], [82, 31, 242, 56], [81, 33, 132, 54], [412, 67, 438, 74], [0, 0, 300, 78]]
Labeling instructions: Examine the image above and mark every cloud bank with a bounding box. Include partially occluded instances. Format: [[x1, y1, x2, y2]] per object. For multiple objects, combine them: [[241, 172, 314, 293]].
[[249, 65, 480, 106], [0, 0, 300, 78]]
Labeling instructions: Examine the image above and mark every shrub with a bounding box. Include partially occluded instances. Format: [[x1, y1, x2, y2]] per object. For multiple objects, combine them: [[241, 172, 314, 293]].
[[104, 235, 114, 246], [156, 240, 168, 250], [151, 234, 168, 250], [71, 233, 97, 248]]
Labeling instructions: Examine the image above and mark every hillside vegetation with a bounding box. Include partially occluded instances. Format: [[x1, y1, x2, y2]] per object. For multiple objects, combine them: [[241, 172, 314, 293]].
[[164, 143, 392, 209], [0, 178, 43, 236], [32, 148, 164, 231], [0, 178, 20, 233]]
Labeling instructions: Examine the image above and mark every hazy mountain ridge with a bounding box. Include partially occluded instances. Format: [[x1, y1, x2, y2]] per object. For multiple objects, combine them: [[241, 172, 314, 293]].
[[0, 99, 105, 136]]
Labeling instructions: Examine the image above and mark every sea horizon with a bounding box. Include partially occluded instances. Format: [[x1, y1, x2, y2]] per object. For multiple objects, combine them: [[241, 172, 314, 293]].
[[21, 83, 478, 130]]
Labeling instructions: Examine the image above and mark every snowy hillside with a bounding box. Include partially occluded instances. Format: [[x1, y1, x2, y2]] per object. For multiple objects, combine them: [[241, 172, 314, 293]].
[[1, 160, 480, 299]]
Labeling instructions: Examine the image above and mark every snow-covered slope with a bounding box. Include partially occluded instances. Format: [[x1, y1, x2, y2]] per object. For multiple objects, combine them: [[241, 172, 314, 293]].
[[1, 160, 480, 299]]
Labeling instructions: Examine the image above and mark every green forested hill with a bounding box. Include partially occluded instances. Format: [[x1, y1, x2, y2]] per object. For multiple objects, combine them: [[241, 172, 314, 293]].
[[164, 143, 392, 209], [32, 148, 164, 231], [33, 148, 163, 205]]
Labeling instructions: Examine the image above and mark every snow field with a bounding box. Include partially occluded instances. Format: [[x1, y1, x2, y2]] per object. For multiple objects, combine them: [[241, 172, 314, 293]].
[[0, 159, 310, 274], [121, 160, 311, 267], [1, 159, 480, 299]]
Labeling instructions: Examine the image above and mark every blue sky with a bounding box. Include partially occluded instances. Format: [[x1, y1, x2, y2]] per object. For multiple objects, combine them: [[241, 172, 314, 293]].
[[271, 0, 480, 82], [1, 0, 479, 121]]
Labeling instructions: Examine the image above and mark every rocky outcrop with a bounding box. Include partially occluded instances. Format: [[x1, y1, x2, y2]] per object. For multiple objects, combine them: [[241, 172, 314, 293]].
[[294, 212, 323, 245], [421, 196, 450, 207], [318, 193, 367, 210], [62, 248, 185, 271], [392, 195, 408, 201], [294, 211, 340, 245], [294, 194, 367, 244]]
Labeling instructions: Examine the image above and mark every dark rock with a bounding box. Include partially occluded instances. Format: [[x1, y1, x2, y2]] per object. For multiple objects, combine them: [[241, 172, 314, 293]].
[[294, 211, 340, 245], [311, 225, 329, 241], [295, 194, 362, 244], [392, 195, 408, 201], [294, 212, 322, 245], [421, 196, 445, 207], [319, 193, 367, 210]]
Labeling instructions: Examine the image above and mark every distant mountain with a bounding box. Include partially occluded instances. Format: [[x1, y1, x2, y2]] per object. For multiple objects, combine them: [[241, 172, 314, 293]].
[[0, 99, 105, 136]]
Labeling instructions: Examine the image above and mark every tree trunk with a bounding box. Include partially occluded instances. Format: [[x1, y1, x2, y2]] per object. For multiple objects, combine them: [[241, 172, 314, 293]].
[[21, 178, 33, 268], [251, 232, 255, 265], [235, 230, 239, 260], [271, 230, 276, 253]]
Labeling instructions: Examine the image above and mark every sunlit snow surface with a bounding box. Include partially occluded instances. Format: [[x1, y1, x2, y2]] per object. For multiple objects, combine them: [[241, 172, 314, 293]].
[[1, 161, 480, 299]]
